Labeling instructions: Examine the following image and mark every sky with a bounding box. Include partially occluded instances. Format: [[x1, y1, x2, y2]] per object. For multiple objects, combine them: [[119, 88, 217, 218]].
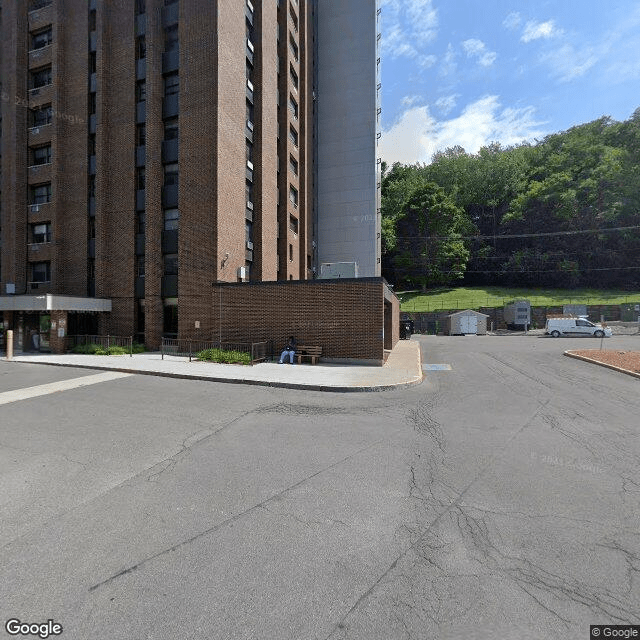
[[379, 0, 640, 165]]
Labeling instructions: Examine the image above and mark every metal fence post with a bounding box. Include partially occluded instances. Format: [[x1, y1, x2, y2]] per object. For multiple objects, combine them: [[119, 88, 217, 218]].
[[189, 340, 192, 362], [161, 338, 164, 360], [130, 336, 133, 357]]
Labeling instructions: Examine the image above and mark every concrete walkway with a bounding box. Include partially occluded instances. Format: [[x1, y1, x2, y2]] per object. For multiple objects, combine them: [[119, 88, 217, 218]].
[[7, 339, 423, 392]]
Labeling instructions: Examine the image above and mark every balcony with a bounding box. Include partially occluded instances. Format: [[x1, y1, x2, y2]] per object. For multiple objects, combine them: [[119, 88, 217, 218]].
[[28, 123, 52, 145], [28, 83, 54, 107], [28, 45, 52, 69], [28, 2, 53, 31]]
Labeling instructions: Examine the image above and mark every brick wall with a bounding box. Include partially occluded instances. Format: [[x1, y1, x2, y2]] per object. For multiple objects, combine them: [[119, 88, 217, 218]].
[[208, 278, 398, 363]]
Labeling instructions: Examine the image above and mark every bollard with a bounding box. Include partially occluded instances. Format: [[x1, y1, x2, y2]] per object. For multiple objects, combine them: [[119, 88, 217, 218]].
[[6, 330, 13, 360]]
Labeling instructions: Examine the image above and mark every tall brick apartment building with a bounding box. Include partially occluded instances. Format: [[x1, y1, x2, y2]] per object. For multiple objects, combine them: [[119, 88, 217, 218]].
[[0, 0, 383, 353]]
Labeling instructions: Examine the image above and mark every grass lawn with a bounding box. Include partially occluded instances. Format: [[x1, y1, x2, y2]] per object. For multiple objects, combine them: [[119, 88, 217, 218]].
[[398, 287, 640, 312]]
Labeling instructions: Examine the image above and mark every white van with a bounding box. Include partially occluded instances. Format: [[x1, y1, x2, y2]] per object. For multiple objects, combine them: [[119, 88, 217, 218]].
[[545, 317, 612, 338]]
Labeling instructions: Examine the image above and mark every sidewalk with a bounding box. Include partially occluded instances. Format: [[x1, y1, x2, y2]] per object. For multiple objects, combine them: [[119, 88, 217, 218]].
[[7, 340, 423, 392]]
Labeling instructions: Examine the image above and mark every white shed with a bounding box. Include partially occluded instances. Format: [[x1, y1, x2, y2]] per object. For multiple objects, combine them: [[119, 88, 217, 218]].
[[445, 309, 490, 335]]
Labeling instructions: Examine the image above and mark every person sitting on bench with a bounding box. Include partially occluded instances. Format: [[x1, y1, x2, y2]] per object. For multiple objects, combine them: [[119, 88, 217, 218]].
[[278, 336, 297, 364]]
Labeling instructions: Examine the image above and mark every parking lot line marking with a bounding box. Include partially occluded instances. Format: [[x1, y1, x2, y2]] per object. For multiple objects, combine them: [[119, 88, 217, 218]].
[[0, 372, 133, 406], [422, 364, 453, 371]]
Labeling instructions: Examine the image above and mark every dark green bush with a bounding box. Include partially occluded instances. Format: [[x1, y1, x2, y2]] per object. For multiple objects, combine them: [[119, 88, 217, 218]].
[[196, 348, 251, 365]]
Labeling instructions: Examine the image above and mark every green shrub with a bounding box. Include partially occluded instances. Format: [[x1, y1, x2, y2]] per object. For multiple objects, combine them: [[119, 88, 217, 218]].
[[71, 343, 134, 355], [196, 348, 251, 365]]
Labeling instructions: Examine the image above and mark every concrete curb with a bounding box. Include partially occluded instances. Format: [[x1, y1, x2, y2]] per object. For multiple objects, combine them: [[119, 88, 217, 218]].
[[564, 350, 640, 380], [7, 358, 425, 393]]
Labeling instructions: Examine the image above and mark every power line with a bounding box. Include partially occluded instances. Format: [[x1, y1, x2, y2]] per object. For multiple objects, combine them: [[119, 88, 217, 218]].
[[394, 225, 640, 241]]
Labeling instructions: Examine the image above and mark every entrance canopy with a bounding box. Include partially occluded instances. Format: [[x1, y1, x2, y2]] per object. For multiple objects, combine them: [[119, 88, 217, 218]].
[[0, 294, 112, 312]]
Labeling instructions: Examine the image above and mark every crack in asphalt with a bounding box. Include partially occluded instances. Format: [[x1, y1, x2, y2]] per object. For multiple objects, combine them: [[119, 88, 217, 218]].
[[88, 437, 386, 593]]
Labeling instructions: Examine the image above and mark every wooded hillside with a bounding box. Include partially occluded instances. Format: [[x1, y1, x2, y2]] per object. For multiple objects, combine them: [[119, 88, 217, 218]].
[[381, 109, 640, 290]]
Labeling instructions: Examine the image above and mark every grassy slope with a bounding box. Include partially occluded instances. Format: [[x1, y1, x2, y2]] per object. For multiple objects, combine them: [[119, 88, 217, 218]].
[[398, 287, 640, 312]]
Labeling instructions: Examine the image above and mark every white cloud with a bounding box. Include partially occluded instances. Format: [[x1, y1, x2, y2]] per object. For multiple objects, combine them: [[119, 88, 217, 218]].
[[462, 39, 497, 67], [521, 20, 562, 43], [503, 12, 521, 30], [542, 44, 599, 81], [380, 0, 438, 59], [439, 43, 457, 77], [380, 96, 547, 165], [435, 94, 459, 115]]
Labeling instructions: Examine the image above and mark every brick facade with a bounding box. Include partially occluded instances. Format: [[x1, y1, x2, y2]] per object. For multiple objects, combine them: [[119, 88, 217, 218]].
[[0, 1, 317, 349], [208, 278, 399, 364]]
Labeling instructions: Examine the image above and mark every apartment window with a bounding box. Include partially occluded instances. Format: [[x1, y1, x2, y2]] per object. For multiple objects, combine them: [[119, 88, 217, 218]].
[[289, 33, 298, 61], [164, 208, 179, 231], [245, 221, 253, 242], [88, 92, 96, 115], [165, 25, 178, 51], [31, 261, 51, 283], [289, 4, 298, 32], [31, 145, 51, 165], [31, 27, 52, 50], [88, 217, 95, 239], [30, 66, 52, 90], [137, 167, 146, 190], [246, 140, 253, 163], [289, 94, 298, 119], [88, 134, 96, 155], [88, 175, 96, 198], [289, 125, 298, 147], [137, 211, 146, 234], [136, 124, 146, 147], [89, 9, 96, 31], [31, 222, 52, 244], [289, 185, 298, 208], [135, 0, 146, 15], [246, 100, 254, 127], [289, 214, 298, 234], [164, 118, 178, 140], [246, 17, 255, 43], [289, 64, 298, 90], [164, 73, 179, 96], [289, 244, 293, 261], [136, 36, 146, 60], [89, 52, 97, 74], [289, 155, 298, 176], [163, 253, 178, 275], [31, 183, 51, 204], [136, 256, 145, 278], [164, 163, 178, 186], [136, 80, 146, 102], [164, 0, 178, 5], [31, 105, 52, 127], [245, 60, 254, 84], [245, 179, 254, 204]]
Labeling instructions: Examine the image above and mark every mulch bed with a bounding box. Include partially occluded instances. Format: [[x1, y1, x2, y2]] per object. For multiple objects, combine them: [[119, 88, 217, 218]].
[[566, 349, 640, 378]]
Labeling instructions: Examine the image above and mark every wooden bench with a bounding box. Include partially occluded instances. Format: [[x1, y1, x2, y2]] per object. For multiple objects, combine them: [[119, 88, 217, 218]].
[[296, 345, 322, 365]]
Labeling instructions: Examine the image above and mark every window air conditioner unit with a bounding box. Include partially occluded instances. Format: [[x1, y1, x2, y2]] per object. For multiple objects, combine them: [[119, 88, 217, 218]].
[[31, 204, 40, 212], [32, 127, 40, 134], [246, 241, 253, 250], [246, 201, 254, 210], [238, 266, 247, 279]]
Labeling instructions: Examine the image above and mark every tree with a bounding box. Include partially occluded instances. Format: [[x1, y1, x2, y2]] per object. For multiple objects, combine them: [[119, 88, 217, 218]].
[[391, 183, 474, 289]]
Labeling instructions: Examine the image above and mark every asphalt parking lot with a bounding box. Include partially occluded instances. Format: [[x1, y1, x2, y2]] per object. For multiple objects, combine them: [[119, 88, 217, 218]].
[[1, 333, 638, 639]]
